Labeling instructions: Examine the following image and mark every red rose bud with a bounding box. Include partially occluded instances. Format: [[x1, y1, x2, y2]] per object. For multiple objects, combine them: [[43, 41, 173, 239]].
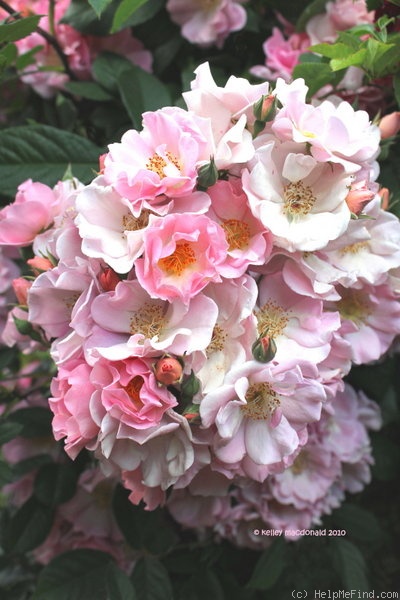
[[253, 94, 276, 122], [182, 403, 201, 423], [154, 356, 183, 386], [378, 187, 390, 211], [27, 256, 53, 275], [99, 267, 121, 292], [12, 278, 31, 306], [379, 112, 400, 140], [252, 333, 277, 363], [197, 157, 218, 190], [345, 181, 375, 216]]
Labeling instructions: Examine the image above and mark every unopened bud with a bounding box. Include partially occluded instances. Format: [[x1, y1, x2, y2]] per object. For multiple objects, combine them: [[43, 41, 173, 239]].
[[98, 153, 107, 174], [378, 187, 390, 210], [252, 333, 277, 363], [345, 181, 375, 216], [180, 369, 201, 401], [154, 356, 183, 386], [27, 256, 53, 275], [182, 403, 201, 424], [253, 94, 276, 123], [379, 111, 400, 139], [99, 267, 121, 292], [12, 278, 31, 306], [197, 157, 218, 190]]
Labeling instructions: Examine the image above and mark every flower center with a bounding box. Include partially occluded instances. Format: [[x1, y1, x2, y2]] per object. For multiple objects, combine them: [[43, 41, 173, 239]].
[[146, 151, 181, 179], [241, 382, 280, 420], [158, 241, 196, 276], [283, 181, 316, 218], [255, 300, 290, 338], [122, 210, 150, 232], [206, 324, 228, 356], [129, 302, 166, 339], [197, 0, 220, 10], [339, 241, 369, 256], [124, 375, 144, 409], [221, 219, 251, 251], [335, 289, 371, 325]]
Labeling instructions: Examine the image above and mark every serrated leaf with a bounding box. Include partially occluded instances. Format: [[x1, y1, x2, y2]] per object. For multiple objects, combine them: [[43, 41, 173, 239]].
[[87, 0, 113, 18], [8, 407, 53, 439], [331, 539, 370, 592], [330, 48, 367, 71], [64, 80, 113, 101], [32, 549, 136, 600], [0, 15, 41, 44], [0, 42, 17, 68], [34, 463, 78, 507], [111, 0, 148, 33], [0, 420, 23, 445], [117, 65, 171, 129], [247, 538, 288, 590], [332, 504, 383, 543], [121, 0, 163, 27], [61, 0, 115, 35], [292, 61, 342, 97], [131, 557, 173, 600], [92, 51, 133, 93], [3, 496, 55, 554], [0, 125, 102, 197]]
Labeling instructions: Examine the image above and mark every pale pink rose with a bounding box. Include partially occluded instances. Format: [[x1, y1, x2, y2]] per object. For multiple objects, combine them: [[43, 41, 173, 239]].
[[135, 213, 228, 304], [206, 178, 272, 277], [200, 360, 326, 474], [166, 0, 247, 48], [256, 270, 341, 367], [0, 180, 60, 246], [243, 137, 352, 251], [379, 111, 400, 139], [0, 248, 20, 337], [86, 279, 218, 362], [49, 358, 99, 459], [307, 0, 374, 44], [183, 62, 269, 166], [332, 280, 400, 364], [86, 29, 153, 73], [272, 79, 381, 173], [196, 275, 258, 393], [89, 357, 178, 432], [250, 27, 311, 82], [103, 107, 211, 207]]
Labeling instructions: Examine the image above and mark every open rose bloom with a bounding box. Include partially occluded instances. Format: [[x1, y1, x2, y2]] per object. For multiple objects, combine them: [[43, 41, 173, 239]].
[[1, 61, 398, 548]]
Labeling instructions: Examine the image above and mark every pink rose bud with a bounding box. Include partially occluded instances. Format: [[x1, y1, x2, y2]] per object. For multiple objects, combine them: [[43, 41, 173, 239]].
[[252, 332, 277, 363], [345, 181, 375, 216], [12, 278, 31, 305], [378, 187, 390, 210], [99, 267, 121, 292], [27, 256, 53, 275], [253, 94, 276, 122], [379, 112, 400, 139], [154, 356, 183, 386], [98, 153, 107, 174]]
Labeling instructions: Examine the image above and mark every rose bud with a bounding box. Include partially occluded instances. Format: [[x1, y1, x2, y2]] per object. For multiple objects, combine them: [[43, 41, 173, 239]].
[[27, 256, 53, 275], [12, 278, 31, 306], [154, 356, 183, 386], [98, 153, 107, 174], [252, 333, 277, 363], [345, 181, 375, 216], [378, 187, 390, 210], [99, 267, 121, 292], [253, 94, 276, 122], [379, 112, 400, 139]]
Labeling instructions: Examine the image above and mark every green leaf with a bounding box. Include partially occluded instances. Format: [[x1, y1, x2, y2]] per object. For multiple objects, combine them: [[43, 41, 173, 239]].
[[331, 539, 370, 592], [0, 125, 102, 197], [177, 568, 224, 600], [15, 44, 42, 70], [92, 51, 133, 93], [7, 407, 53, 439], [363, 38, 397, 76], [394, 72, 400, 108], [87, 0, 113, 18], [371, 433, 400, 481], [3, 496, 55, 554], [64, 80, 113, 101], [0, 459, 14, 487], [292, 61, 341, 97], [117, 65, 171, 129], [32, 549, 136, 600], [310, 42, 357, 59], [12, 454, 53, 478], [111, 0, 148, 33], [331, 504, 383, 543], [330, 48, 367, 71], [121, 0, 163, 26], [247, 538, 288, 590], [34, 463, 78, 507], [0, 420, 23, 445], [296, 0, 328, 32], [12, 314, 44, 343], [0, 43, 17, 69], [61, 0, 115, 35], [0, 15, 41, 43], [131, 557, 173, 600], [112, 486, 177, 554]]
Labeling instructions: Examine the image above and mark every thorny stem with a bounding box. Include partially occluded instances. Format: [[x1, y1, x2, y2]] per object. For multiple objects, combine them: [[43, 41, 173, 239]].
[[0, 0, 76, 80]]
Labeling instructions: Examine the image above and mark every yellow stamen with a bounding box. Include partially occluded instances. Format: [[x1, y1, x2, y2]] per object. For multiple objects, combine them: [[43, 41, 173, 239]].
[[158, 241, 196, 276], [241, 382, 280, 420], [283, 181, 316, 218], [222, 219, 251, 251]]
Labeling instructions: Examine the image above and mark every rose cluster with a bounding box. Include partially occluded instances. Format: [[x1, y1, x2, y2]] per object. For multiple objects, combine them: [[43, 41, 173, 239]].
[[1, 62, 399, 546]]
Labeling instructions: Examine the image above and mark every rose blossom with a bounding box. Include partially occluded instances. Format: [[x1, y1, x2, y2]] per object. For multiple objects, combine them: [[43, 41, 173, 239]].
[[135, 212, 228, 303]]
